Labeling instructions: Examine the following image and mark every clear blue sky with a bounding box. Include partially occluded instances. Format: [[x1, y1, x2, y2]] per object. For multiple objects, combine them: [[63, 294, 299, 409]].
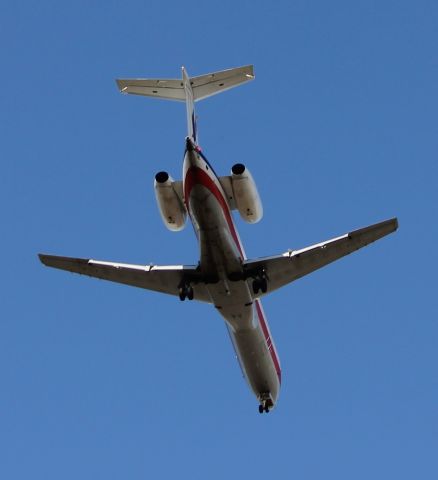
[[1, 1, 437, 478]]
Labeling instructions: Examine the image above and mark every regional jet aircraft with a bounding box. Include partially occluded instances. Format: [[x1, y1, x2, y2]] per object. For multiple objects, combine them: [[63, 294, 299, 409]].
[[39, 65, 398, 413]]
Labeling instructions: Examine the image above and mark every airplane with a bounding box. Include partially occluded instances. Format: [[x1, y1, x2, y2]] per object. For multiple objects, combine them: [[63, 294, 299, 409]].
[[39, 65, 398, 414]]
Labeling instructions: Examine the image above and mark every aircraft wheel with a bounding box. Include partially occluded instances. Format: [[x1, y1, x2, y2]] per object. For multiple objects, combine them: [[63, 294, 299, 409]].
[[252, 279, 260, 294], [258, 404, 264, 414], [261, 278, 268, 293], [264, 405, 270, 413], [178, 287, 186, 301], [187, 286, 194, 301]]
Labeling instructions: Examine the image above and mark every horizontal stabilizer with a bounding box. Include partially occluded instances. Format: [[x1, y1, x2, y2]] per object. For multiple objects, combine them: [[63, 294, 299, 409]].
[[116, 78, 185, 101], [190, 65, 254, 101], [116, 65, 254, 102], [244, 218, 398, 296], [38, 254, 212, 303]]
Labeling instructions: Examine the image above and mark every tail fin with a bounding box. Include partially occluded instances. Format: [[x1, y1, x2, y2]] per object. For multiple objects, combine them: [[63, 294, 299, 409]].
[[116, 65, 255, 142], [182, 67, 196, 142]]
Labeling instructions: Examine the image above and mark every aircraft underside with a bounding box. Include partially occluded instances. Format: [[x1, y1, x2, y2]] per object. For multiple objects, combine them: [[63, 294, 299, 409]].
[[184, 144, 281, 412], [38, 64, 398, 414]]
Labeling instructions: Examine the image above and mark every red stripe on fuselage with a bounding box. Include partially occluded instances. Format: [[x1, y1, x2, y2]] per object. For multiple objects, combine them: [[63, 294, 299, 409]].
[[184, 166, 245, 259], [255, 300, 282, 384], [184, 163, 281, 384]]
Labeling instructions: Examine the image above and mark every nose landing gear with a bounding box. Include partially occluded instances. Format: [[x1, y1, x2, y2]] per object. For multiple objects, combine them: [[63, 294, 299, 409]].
[[258, 392, 273, 414]]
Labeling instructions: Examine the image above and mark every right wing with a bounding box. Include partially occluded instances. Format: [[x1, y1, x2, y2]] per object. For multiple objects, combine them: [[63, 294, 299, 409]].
[[38, 254, 212, 303], [243, 218, 398, 296]]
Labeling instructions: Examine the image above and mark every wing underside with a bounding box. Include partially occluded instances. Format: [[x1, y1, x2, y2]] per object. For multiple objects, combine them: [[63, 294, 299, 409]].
[[243, 218, 398, 295], [38, 255, 212, 303], [39, 218, 397, 303]]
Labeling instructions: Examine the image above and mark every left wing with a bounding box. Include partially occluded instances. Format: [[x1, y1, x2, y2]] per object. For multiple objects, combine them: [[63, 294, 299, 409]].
[[38, 254, 212, 303], [243, 218, 398, 296]]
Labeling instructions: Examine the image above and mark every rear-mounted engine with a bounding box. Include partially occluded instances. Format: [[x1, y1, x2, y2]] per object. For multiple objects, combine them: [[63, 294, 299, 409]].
[[154, 171, 187, 231], [231, 163, 263, 223]]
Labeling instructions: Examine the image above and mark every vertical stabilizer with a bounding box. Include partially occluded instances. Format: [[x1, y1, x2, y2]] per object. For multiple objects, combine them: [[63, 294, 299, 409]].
[[182, 67, 197, 142]]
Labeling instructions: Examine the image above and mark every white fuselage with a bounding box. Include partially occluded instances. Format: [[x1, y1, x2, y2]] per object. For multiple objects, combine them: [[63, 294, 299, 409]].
[[183, 141, 281, 408], [39, 65, 398, 415]]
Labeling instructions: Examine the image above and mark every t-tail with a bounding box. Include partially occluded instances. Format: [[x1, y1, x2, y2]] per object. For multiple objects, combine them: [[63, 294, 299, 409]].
[[116, 65, 255, 144]]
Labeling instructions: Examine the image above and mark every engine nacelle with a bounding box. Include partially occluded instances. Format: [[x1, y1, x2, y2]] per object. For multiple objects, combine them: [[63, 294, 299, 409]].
[[230, 163, 263, 223], [154, 171, 187, 231]]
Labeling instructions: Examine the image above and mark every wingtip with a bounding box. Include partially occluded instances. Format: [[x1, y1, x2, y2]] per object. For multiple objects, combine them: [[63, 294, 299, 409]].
[[386, 217, 399, 232], [115, 79, 128, 94], [245, 64, 255, 79], [38, 253, 49, 265]]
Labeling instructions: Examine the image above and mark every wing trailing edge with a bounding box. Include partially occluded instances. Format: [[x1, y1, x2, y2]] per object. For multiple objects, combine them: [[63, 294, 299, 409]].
[[243, 217, 399, 296], [38, 254, 212, 303]]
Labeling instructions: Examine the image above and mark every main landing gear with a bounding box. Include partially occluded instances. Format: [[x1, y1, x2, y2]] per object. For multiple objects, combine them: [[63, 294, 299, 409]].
[[178, 283, 194, 301], [252, 269, 268, 295]]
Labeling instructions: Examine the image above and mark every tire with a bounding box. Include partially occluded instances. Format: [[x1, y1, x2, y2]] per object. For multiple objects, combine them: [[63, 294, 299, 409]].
[[252, 279, 260, 295], [187, 286, 194, 301]]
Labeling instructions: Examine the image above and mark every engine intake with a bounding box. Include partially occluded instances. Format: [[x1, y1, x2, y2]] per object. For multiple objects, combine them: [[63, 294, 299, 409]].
[[231, 163, 246, 175], [155, 171, 170, 184], [230, 163, 263, 223]]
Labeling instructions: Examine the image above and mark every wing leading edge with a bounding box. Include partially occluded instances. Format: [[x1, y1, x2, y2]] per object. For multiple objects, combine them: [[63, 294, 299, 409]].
[[243, 217, 398, 296], [39, 218, 397, 303], [38, 254, 212, 303]]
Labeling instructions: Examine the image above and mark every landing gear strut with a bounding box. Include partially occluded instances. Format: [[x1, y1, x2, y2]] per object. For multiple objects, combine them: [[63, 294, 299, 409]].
[[252, 269, 268, 295], [178, 283, 194, 301]]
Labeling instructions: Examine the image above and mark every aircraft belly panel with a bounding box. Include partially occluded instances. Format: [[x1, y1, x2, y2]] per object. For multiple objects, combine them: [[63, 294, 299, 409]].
[[188, 167, 281, 407], [190, 183, 243, 276], [226, 309, 280, 406]]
